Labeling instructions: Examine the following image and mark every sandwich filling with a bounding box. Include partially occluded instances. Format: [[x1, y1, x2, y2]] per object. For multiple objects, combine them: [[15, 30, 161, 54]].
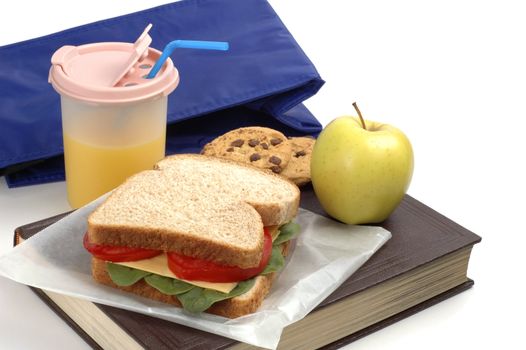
[[84, 222, 300, 313], [166, 226, 273, 283]]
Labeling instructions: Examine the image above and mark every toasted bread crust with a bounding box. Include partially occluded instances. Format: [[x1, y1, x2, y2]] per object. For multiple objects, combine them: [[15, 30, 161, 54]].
[[247, 198, 299, 227], [91, 241, 290, 318]]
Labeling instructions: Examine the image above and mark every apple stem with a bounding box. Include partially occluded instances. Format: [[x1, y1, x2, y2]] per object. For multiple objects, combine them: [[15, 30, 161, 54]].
[[352, 102, 367, 130]]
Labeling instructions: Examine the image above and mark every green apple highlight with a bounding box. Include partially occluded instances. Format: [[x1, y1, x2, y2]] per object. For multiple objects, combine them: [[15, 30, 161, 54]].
[[311, 116, 414, 224]]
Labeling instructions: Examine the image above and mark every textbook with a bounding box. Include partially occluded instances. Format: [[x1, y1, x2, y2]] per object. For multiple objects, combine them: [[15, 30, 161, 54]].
[[14, 185, 481, 349]]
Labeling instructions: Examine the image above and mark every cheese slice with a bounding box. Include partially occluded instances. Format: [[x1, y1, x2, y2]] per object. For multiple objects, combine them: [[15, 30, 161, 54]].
[[114, 226, 282, 294], [115, 254, 237, 294], [267, 225, 280, 242]]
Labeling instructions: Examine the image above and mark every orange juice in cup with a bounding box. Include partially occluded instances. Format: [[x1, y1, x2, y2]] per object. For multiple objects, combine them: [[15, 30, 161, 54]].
[[49, 25, 179, 208], [62, 98, 166, 208]]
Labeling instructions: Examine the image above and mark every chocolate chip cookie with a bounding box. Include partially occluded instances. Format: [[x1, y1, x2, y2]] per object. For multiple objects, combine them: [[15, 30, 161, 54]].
[[201, 127, 292, 174], [280, 136, 316, 186]]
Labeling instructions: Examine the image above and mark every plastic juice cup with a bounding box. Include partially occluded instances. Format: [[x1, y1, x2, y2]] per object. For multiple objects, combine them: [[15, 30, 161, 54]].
[[49, 27, 179, 208]]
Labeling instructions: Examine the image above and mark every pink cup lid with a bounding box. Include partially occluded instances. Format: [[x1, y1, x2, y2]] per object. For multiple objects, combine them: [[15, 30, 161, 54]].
[[49, 25, 179, 104]]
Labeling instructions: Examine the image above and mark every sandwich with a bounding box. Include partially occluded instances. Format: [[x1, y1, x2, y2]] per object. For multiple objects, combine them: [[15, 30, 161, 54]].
[[83, 154, 301, 318]]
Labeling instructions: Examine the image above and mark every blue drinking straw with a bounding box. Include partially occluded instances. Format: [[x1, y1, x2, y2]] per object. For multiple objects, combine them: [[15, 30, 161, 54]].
[[147, 40, 229, 79]]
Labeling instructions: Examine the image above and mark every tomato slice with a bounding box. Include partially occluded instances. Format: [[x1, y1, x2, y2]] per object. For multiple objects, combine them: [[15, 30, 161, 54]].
[[83, 232, 162, 262], [167, 228, 272, 283]]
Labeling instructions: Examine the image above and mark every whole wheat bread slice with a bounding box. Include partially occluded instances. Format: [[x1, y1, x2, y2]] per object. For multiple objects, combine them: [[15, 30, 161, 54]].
[[155, 155, 300, 226], [88, 154, 300, 269]]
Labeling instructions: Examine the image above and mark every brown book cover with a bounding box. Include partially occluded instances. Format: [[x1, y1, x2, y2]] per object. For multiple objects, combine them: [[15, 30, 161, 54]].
[[14, 185, 481, 349]]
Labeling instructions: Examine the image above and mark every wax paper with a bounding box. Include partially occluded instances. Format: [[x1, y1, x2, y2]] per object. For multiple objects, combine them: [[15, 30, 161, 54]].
[[0, 198, 390, 349]]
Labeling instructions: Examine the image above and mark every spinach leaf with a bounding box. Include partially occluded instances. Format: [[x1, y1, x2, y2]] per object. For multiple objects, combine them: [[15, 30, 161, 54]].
[[176, 287, 213, 313], [107, 263, 151, 287], [228, 278, 257, 298], [261, 246, 285, 275], [273, 221, 301, 246], [177, 278, 256, 313], [144, 274, 195, 295]]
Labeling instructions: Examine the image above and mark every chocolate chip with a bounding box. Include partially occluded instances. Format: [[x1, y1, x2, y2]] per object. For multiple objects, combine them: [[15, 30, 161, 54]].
[[261, 142, 269, 150], [248, 139, 260, 147], [269, 155, 282, 165], [270, 165, 282, 173], [270, 138, 283, 146], [250, 153, 261, 162], [295, 150, 306, 157], [226, 147, 234, 152], [230, 139, 244, 147]]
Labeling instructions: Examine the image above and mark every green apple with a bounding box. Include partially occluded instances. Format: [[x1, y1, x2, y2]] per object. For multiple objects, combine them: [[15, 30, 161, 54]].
[[311, 113, 414, 224]]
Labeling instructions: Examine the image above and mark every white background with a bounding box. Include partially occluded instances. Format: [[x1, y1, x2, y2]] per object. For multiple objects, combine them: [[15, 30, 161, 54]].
[[1, 1, 524, 349]]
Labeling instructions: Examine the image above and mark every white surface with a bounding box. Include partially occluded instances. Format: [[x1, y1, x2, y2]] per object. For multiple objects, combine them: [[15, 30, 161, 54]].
[[0, 0, 524, 349]]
